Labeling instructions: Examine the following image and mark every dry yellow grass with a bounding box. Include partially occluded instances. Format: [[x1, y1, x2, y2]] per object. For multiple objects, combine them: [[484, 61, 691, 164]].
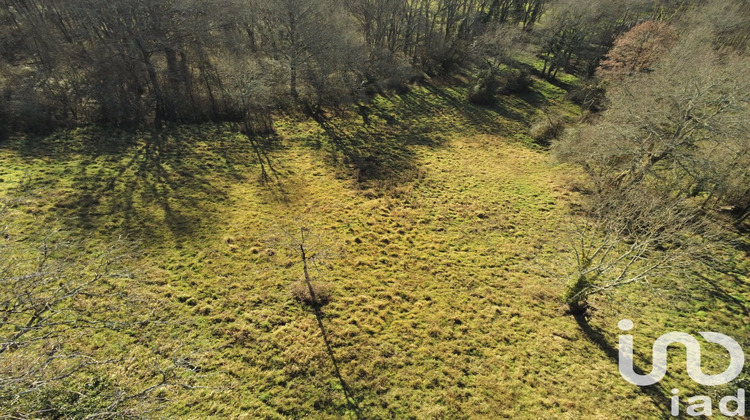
[[0, 80, 747, 419]]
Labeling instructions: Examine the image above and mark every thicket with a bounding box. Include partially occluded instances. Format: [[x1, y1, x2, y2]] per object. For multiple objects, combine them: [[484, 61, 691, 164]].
[[0, 0, 691, 137], [552, 0, 750, 312]]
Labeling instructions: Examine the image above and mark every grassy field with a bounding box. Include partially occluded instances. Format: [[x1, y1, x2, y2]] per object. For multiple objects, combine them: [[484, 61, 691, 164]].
[[1, 77, 748, 418]]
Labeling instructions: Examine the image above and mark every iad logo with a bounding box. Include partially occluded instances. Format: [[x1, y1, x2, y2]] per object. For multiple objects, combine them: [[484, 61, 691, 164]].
[[618, 319, 744, 386], [617, 319, 746, 417]]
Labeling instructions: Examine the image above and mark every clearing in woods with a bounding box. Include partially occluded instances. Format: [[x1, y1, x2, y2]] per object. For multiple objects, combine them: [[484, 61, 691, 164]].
[[0, 80, 747, 418]]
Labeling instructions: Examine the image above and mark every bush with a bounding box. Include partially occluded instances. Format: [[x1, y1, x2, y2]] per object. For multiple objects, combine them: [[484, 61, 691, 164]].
[[366, 51, 420, 95], [290, 280, 332, 306], [499, 67, 531, 94], [565, 82, 606, 112], [529, 117, 564, 146], [467, 70, 500, 105], [384, 77, 412, 94], [468, 67, 532, 105]]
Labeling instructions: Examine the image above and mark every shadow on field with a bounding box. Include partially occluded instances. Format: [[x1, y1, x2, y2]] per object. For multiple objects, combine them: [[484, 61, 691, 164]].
[[310, 113, 420, 183], [420, 83, 529, 132], [698, 238, 750, 318], [528, 65, 576, 92], [12, 125, 281, 244], [311, 303, 363, 419], [574, 315, 673, 419], [303, 78, 559, 184]]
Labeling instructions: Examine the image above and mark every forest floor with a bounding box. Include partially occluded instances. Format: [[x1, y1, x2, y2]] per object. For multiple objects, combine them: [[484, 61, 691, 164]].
[[0, 76, 748, 418]]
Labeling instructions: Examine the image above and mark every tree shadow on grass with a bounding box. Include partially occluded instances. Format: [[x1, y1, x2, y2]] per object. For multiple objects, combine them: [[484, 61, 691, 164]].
[[309, 303, 363, 419], [395, 81, 551, 139], [690, 254, 750, 350], [574, 315, 674, 419], [527, 63, 577, 92], [10, 124, 277, 245], [304, 78, 564, 184], [515, 85, 550, 109], [60, 130, 230, 244], [419, 83, 530, 133], [696, 272, 750, 319], [310, 115, 420, 184], [16, 125, 139, 159]]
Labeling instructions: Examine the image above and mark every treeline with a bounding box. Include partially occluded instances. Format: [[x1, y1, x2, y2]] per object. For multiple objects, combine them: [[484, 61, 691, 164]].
[[1, 0, 746, 221], [555, 0, 750, 225], [0, 0, 693, 135], [552, 0, 750, 312]]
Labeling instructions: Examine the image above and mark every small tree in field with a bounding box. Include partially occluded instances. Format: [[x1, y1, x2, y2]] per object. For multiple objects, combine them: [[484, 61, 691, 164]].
[[278, 225, 361, 416], [597, 21, 677, 80]]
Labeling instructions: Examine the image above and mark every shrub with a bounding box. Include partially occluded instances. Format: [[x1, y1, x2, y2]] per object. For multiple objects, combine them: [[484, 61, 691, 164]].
[[290, 280, 332, 306], [565, 82, 606, 112], [385, 77, 412, 94], [529, 117, 564, 146], [499, 67, 531, 94], [467, 70, 500, 105], [468, 67, 532, 105]]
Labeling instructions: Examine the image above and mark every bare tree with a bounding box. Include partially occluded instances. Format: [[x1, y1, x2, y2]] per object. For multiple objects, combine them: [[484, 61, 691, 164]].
[[535, 0, 601, 80], [554, 36, 750, 220], [278, 226, 361, 418], [553, 12, 750, 315], [0, 201, 201, 418], [559, 187, 716, 316]]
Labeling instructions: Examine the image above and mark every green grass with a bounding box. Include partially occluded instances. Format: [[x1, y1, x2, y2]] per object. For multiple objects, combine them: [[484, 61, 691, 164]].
[[0, 75, 748, 418]]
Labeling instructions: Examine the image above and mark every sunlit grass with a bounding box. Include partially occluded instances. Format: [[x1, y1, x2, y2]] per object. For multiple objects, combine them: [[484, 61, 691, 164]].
[[0, 75, 747, 418]]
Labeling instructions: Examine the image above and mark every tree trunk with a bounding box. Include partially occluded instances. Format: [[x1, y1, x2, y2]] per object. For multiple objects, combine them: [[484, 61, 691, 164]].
[[133, 36, 168, 123], [290, 54, 299, 100]]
